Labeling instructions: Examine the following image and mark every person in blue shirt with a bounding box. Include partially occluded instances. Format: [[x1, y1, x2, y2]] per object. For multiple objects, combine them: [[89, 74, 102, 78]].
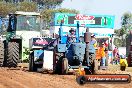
[[90, 34, 97, 49]]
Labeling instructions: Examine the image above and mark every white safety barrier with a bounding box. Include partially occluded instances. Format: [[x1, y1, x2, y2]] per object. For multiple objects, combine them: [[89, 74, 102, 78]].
[[43, 50, 53, 70]]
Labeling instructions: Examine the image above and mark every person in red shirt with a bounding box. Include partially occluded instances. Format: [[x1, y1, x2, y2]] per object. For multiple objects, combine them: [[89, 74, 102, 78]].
[[104, 40, 108, 47], [113, 47, 118, 64]]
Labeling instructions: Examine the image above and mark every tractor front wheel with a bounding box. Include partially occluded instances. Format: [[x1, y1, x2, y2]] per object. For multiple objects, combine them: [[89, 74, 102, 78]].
[[62, 58, 68, 75], [76, 76, 86, 85]]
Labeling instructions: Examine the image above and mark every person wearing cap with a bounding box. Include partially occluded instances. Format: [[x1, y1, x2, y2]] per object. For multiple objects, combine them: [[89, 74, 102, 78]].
[[90, 34, 97, 49], [67, 28, 76, 43]]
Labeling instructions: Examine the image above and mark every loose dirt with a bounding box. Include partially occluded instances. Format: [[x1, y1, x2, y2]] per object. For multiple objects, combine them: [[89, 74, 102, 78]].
[[0, 64, 131, 88]]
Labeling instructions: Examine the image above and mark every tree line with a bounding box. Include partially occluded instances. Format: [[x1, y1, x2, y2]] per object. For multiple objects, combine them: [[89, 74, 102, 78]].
[[1, 0, 131, 47], [0, 0, 78, 17], [0, 0, 79, 28], [114, 12, 132, 47]]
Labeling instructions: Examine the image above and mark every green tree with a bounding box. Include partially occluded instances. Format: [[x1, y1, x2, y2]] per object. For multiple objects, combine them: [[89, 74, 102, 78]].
[[121, 12, 132, 34], [0, 1, 38, 17], [115, 12, 132, 47], [17, 1, 37, 12], [39, 0, 64, 9], [114, 29, 121, 47], [121, 12, 132, 30], [114, 29, 120, 36], [0, 2, 16, 17], [41, 8, 79, 22], [113, 38, 122, 47], [41, 8, 79, 29]]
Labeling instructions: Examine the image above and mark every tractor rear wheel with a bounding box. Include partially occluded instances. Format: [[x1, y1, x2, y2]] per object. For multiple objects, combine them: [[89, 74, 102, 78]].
[[0, 41, 4, 66], [6, 42, 19, 67], [62, 58, 68, 75]]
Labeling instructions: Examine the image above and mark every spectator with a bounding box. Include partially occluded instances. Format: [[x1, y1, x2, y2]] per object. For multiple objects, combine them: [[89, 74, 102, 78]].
[[120, 55, 128, 71], [104, 48, 109, 66], [100, 43, 106, 67], [113, 47, 118, 64], [113, 47, 118, 56], [116, 52, 120, 64], [104, 40, 109, 48], [90, 34, 97, 49]]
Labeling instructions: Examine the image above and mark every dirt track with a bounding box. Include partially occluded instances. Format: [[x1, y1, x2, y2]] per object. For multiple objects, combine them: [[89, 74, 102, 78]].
[[0, 65, 132, 88]]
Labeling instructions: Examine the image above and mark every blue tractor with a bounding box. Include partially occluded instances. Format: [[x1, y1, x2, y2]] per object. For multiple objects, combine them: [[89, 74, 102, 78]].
[[28, 21, 98, 74], [53, 22, 97, 74]]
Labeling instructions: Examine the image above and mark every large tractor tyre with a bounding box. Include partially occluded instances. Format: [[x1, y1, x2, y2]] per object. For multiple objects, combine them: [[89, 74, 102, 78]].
[[61, 58, 68, 75], [0, 41, 4, 66], [6, 42, 19, 68], [29, 54, 37, 72]]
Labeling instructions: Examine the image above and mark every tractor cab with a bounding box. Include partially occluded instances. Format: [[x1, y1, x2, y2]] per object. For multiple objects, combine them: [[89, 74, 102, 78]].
[[0, 11, 43, 67], [11, 11, 42, 62]]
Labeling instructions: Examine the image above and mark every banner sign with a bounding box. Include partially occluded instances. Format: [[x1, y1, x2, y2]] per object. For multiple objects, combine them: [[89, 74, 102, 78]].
[[76, 74, 131, 85], [32, 38, 54, 47], [54, 13, 115, 28], [94, 33, 112, 37]]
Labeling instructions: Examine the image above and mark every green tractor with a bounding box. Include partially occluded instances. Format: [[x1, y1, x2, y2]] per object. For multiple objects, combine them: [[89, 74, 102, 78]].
[[0, 11, 42, 67]]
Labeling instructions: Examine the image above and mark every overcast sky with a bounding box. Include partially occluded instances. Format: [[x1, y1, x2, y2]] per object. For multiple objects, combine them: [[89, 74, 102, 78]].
[[61, 0, 132, 29]]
